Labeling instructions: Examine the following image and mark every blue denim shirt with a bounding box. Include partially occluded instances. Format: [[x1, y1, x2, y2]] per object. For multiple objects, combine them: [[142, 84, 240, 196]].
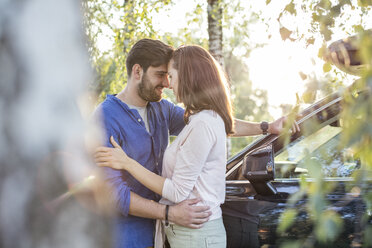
[[95, 95, 185, 248]]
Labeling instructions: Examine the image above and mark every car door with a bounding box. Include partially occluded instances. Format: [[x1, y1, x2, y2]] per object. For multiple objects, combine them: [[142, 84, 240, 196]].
[[224, 89, 369, 246]]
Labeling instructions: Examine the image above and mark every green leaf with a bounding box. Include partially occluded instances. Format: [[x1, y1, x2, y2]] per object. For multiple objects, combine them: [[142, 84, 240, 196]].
[[284, 1, 296, 15], [279, 240, 303, 248], [277, 209, 298, 233], [330, 4, 342, 17], [318, 44, 327, 59], [363, 226, 372, 247], [358, 0, 372, 7], [323, 62, 332, 72], [302, 90, 316, 103], [317, 0, 332, 9], [287, 190, 305, 206], [315, 210, 343, 243]]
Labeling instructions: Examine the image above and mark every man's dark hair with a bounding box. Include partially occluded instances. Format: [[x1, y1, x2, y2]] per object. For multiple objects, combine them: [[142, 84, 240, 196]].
[[126, 39, 174, 77]]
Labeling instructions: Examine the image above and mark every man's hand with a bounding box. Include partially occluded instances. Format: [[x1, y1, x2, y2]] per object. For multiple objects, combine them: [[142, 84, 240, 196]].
[[168, 198, 212, 229], [268, 116, 300, 135]]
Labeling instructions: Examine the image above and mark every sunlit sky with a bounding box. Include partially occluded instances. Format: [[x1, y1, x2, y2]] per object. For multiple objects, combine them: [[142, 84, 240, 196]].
[[98, 0, 371, 118], [149, 0, 323, 118]]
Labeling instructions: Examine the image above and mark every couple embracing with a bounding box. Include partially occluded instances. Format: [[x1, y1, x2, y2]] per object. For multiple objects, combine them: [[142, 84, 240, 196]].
[[94, 39, 299, 248]]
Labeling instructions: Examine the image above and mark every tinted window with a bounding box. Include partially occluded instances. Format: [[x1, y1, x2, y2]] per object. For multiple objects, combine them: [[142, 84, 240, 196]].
[[274, 124, 360, 178]]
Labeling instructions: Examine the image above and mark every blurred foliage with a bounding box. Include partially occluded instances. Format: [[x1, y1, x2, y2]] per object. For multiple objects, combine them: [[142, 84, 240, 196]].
[[82, 0, 172, 101], [276, 0, 371, 105], [278, 208, 298, 233], [270, 0, 372, 247]]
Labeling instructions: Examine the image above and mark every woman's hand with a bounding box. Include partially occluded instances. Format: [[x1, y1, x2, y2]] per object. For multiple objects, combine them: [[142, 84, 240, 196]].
[[94, 136, 134, 170]]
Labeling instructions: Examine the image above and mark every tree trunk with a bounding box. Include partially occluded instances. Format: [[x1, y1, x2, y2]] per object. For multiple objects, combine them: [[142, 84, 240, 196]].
[[207, 0, 224, 67]]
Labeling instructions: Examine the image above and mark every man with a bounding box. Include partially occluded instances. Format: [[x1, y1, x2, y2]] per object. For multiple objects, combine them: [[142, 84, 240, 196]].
[[95, 39, 299, 248]]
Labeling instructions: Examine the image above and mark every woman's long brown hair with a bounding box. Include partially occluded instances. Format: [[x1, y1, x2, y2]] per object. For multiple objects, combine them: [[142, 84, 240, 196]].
[[172, 45, 234, 135]]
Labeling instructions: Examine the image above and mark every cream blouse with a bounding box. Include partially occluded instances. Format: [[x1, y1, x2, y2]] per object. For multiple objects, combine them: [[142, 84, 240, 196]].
[[159, 109, 227, 220]]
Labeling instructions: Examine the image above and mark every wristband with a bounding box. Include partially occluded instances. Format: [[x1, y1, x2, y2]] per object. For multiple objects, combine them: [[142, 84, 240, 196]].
[[165, 205, 169, 227]]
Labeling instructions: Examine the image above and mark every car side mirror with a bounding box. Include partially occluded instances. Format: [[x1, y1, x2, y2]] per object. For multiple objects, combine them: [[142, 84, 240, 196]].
[[242, 144, 278, 196]]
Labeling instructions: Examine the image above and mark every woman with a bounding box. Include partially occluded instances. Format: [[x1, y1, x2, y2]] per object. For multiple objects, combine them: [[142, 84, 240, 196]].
[[95, 45, 233, 248]]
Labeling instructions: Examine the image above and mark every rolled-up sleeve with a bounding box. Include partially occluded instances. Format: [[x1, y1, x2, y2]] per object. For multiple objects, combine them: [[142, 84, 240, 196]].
[[101, 167, 131, 216], [162, 121, 215, 203]]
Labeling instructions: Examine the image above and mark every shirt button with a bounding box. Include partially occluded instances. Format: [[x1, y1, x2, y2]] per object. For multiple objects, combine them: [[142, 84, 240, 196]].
[[138, 118, 141, 122]]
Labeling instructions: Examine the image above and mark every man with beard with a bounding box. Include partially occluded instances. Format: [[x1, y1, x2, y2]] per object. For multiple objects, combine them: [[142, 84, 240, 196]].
[[94, 39, 210, 248], [95, 39, 299, 248]]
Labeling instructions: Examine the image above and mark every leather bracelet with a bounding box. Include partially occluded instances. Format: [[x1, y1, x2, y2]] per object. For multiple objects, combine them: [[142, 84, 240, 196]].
[[165, 205, 169, 227]]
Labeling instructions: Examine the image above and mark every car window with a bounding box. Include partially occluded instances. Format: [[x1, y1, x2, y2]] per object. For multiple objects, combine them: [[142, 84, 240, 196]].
[[274, 124, 360, 178]]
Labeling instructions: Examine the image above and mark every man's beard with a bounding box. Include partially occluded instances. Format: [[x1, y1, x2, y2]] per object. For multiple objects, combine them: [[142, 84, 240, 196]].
[[137, 73, 162, 102]]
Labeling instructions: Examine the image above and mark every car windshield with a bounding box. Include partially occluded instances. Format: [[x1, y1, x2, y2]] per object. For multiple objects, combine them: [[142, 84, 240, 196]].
[[274, 124, 360, 178]]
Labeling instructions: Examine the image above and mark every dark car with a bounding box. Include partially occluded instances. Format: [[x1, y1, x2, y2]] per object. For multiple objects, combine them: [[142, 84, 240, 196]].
[[222, 35, 371, 248]]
